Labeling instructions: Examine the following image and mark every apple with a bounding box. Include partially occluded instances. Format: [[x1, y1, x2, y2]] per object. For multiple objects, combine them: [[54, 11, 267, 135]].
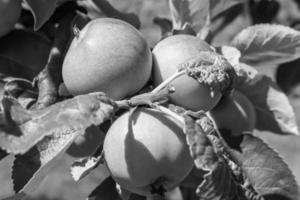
[[209, 91, 256, 136], [152, 34, 222, 111], [103, 107, 194, 196], [62, 18, 152, 100]]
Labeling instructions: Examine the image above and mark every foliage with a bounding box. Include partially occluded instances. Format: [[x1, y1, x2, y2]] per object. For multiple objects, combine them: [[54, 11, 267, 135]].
[[0, 0, 300, 200]]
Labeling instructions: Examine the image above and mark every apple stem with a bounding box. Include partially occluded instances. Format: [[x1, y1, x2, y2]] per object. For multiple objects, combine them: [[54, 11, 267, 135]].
[[151, 70, 186, 94], [155, 105, 185, 125]]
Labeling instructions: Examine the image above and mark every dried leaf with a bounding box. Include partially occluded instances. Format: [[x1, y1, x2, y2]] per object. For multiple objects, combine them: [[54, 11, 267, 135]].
[[236, 74, 299, 135], [178, 52, 237, 95], [24, 0, 57, 30], [231, 24, 300, 66], [70, 148, 104, 181], [230, 134, 300, 200], [0, 92, 117, 154], [11, 127, 79, 194]]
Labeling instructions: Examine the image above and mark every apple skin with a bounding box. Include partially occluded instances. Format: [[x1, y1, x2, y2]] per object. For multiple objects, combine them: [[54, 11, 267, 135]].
[[103, 107, 194, 196], [62, 18, 152, 100], [152, 34, 221, 111], [209, 91, 256, 136], [0, 0, 22, 37]]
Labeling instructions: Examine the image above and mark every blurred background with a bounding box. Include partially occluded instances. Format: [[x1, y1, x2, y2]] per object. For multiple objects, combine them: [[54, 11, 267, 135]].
[[1, 0, 300, 199]]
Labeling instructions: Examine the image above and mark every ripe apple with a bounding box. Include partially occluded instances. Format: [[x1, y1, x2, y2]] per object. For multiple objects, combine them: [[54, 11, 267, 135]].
[[208, 91, 256, 136], [152, 34, 222, 111], [103, 107, 194, 196], [62, 18, 152, 100], [0, 0, 22, 37]]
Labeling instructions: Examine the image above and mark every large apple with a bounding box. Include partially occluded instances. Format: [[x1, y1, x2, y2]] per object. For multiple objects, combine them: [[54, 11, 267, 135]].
[[62, 18, 152, 100], [103, 107, 194, 197]]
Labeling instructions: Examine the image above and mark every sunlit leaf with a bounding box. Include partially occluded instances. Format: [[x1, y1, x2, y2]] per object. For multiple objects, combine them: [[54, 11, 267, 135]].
[[0, 92, 117, 154], [11, 128, 78, 194], [24, 0, 58, 30], [230, 134, 300, 200], [236, 74, 299, 135], [231, 24, 300, 66]]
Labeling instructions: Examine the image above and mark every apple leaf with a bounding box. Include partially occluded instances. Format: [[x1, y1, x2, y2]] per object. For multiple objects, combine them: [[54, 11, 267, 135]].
[[70, 146, 104, 181], [178, 51, 237, 95], [231, 24, 300, 66], [0, 29, 51, 80], [0, 92, 117, 154], [210, 0, 245, 19], [168, 0, 244, 37], [183, 112, 218, 170], [24, 0, 58, 30], [196, 162, 240, 200], [169, 0, 209, 35], [88, 177, 120, 200], [236, 73, 299, 135], [0, 148, 7, 161], [11, 127, 79, 195], [216, 45, 241, 67], [230, 134, 300, 200]]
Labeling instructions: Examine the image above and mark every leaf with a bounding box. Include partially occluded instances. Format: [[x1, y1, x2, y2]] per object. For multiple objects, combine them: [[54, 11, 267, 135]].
[[210, 0, 245, 19], [178, 51, 237, 95], [183, 112, 218, 170], [0, 92, 117, 154], [169, 0, 209, 34], [11, 126, 78, 194], [230, 134, 300, 200], [231, 24, 300, 66], [168, 0, 244, 37], [196, 162, 240, 200], [0, 29, 51, 80], [70, 147, 104, 181], [88, 176, 120, 200], [0, 148, 8, 161], [24, 0, 57, 30], [236, 74, 299, 135], [216, 45, 241, 67]]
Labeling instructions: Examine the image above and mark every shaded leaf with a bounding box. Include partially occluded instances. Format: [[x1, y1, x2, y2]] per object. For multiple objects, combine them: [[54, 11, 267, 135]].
[[0, 29, 51, 80], [0, 148, 8, 161], [231, 24, 300, 66], [196, 162, 239, 200], [88, 176, 120, 200], [183, 112, 217, 170], [11, 127, 78, 194], [210, 0, 245, 19], [0, 92, 117, 154], [230, 134, 300, 200], [236, 74, 299, 135], [24, 0, 57, 30]]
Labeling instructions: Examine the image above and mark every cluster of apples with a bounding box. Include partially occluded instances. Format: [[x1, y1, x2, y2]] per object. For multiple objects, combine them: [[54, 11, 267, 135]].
[[62, 18, 256, 197]]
